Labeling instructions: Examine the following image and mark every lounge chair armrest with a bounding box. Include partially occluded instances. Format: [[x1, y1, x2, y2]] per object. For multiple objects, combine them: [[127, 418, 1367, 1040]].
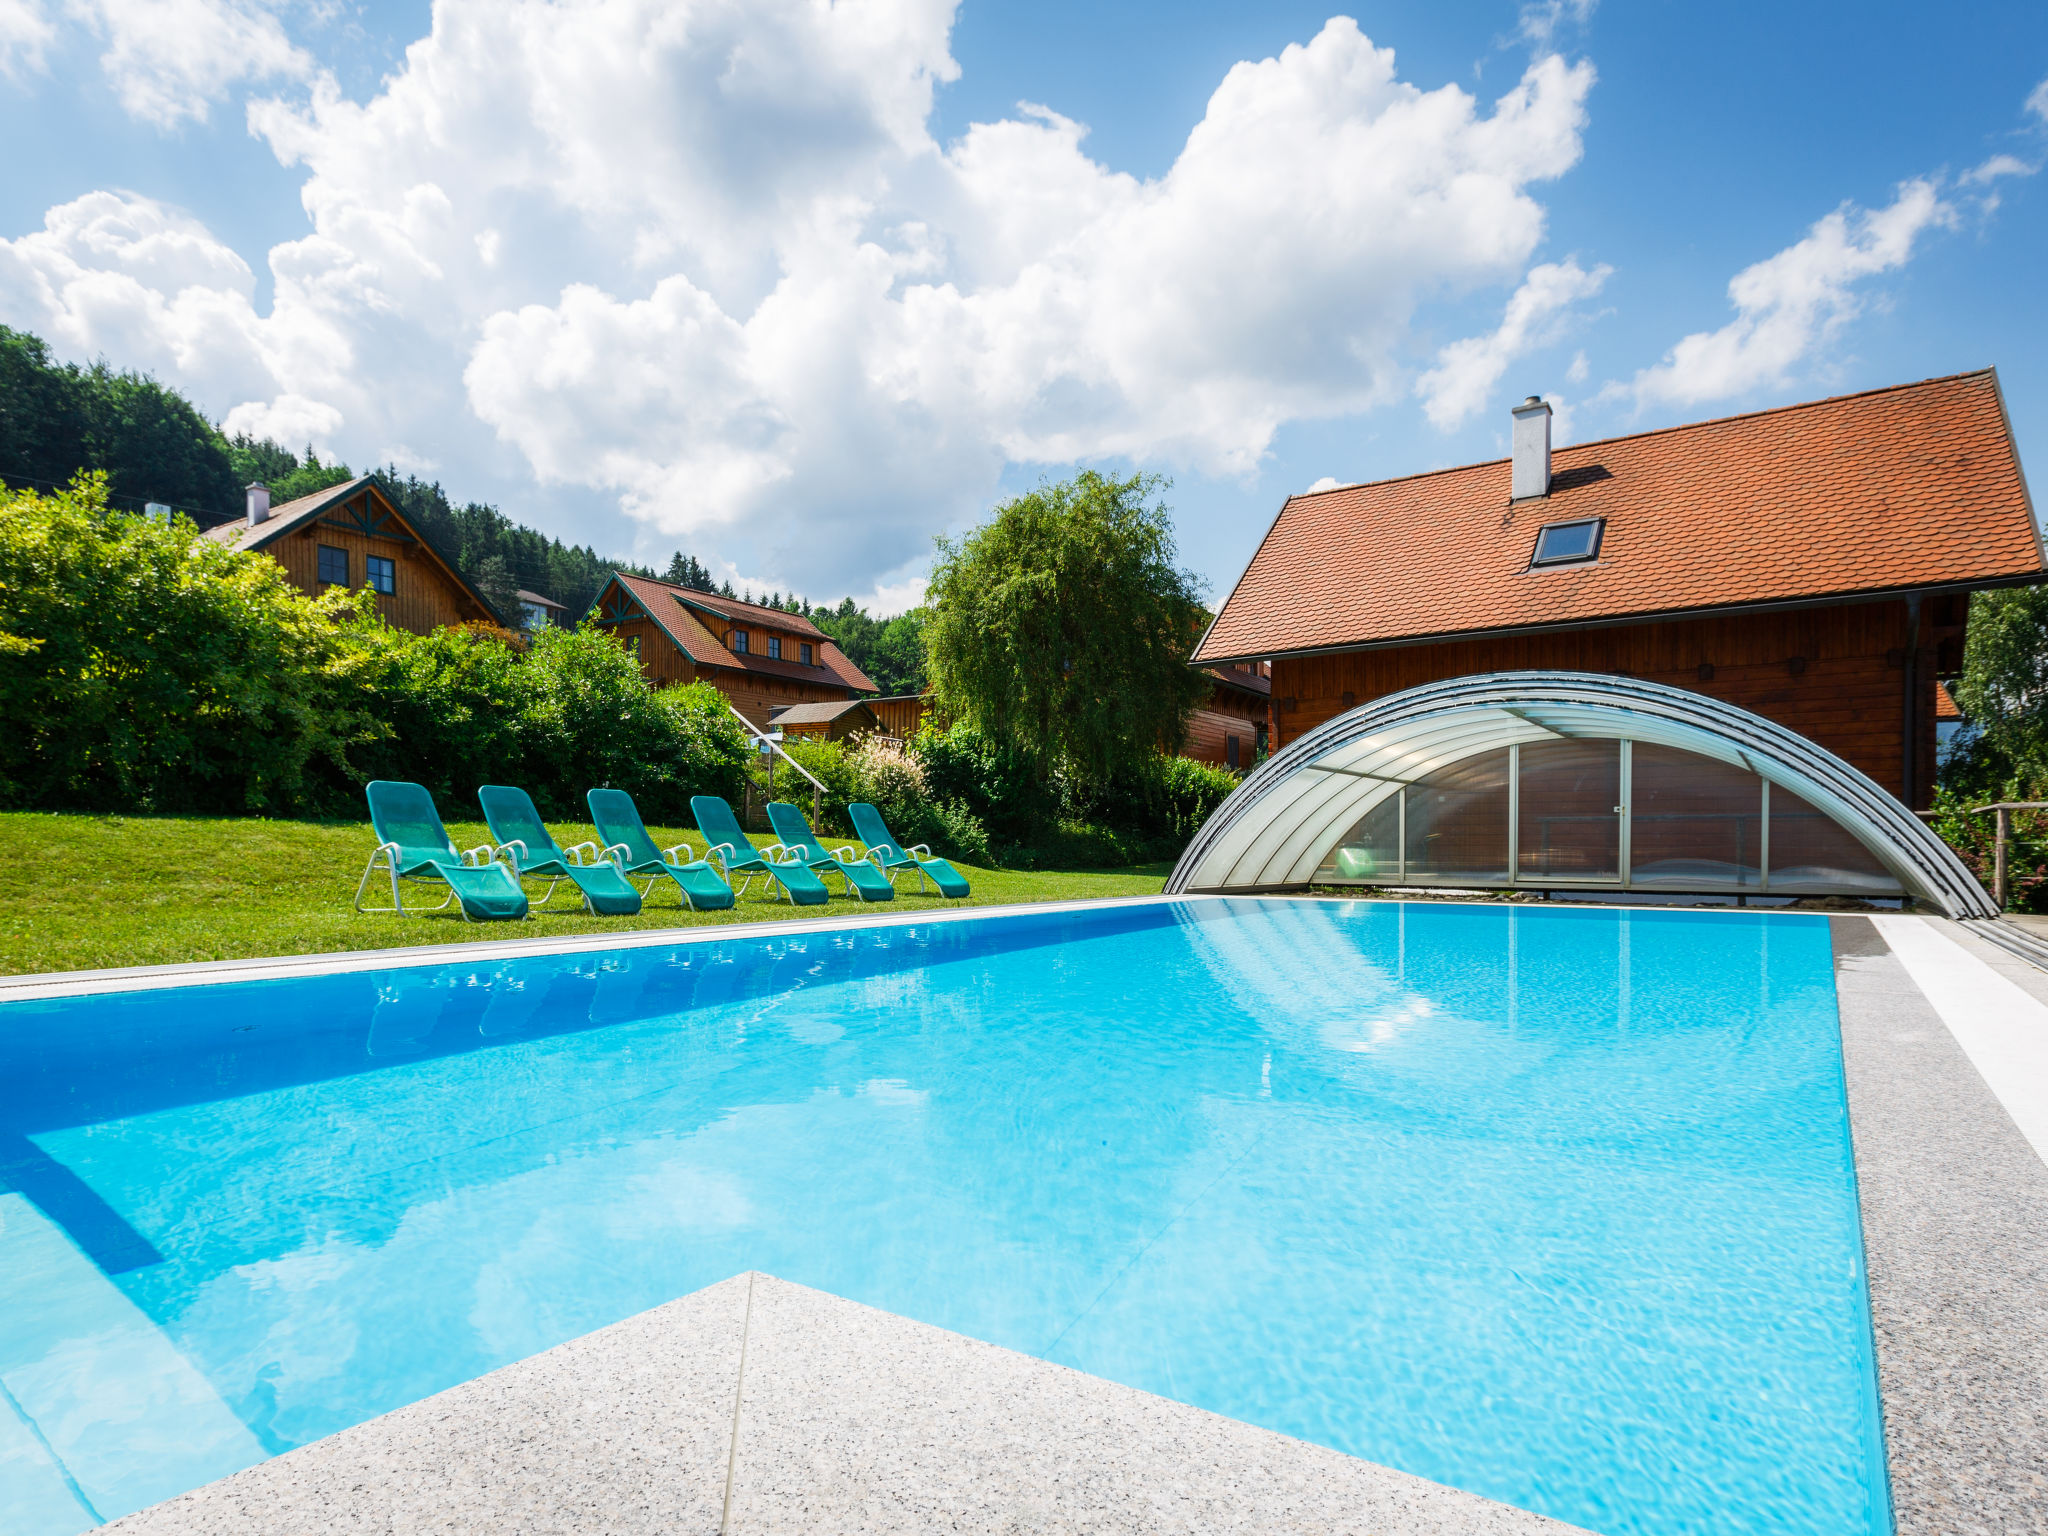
[[598, 840, 633, 871], [494, 838, 528, 876], [909, 844, 934, 860], [461, 843, 498, 867], [830, 845, 866, 864], [659, 842, 694, 864], [562, 841, 601, 865]]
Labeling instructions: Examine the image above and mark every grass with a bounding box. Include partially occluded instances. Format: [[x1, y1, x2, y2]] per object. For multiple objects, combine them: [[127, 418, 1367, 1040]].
[[0, 812, 1172, 977]]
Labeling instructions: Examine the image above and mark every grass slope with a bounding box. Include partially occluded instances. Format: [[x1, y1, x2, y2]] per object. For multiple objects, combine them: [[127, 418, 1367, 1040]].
[[0, 813, 1171, 977]]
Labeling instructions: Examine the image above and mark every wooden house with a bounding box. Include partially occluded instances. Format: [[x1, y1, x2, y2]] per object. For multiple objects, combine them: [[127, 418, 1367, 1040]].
[[1193, 371, 2045, 813], [202, 478, 499, 634], [590, 574, 876, 728], [771, 699, 883, 742], [1184, 663, 1270, 770]]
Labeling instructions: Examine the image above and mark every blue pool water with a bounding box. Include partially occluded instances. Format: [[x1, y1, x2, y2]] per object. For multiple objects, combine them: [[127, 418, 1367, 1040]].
[[0, 898, 1885, 1536]]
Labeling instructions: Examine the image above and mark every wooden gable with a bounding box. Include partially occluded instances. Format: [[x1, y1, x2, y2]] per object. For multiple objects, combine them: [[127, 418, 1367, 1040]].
[[265, 482, 495, 635]]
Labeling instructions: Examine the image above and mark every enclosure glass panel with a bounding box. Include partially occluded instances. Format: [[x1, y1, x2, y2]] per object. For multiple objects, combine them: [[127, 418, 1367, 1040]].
[[1316, 792, 1400, 882], [1630, 745, 1762, 889], [1518, 739, 1621, 880], [1767, 785, 1903, 895], [1405, 750, 1510, 883]]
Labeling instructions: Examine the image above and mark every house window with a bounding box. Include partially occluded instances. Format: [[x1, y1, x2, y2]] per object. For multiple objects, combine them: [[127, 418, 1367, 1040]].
[[317, 545, 349, 586], [767, 635, 782, 659], [1226, 735, 1240, 769], [800, 642, 814, 666], [365, 555, 396, 595], [1530, 518, 1604, 567], [730, 630, 749, 654]]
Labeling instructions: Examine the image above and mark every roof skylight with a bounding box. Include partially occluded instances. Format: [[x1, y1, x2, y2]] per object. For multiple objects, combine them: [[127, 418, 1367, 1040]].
[[1530, 518, 1604, 567]]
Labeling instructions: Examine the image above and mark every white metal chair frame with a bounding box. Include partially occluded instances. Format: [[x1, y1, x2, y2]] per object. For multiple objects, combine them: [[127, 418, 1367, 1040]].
[[353, 841, 512, 923], [768, 838, 888, 900], [863, 841, 959, 898], [492, 836, 609, 912], [602, 837, 728, 911]]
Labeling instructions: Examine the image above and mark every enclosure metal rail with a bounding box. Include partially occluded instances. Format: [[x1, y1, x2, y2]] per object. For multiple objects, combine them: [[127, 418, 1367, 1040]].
[[1970, 800, 2048, 910], [727, 703, 825, 825]]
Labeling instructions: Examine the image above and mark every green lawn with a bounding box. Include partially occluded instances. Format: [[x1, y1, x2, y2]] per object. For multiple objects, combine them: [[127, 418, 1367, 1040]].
[[0, 812, 1171, 977]]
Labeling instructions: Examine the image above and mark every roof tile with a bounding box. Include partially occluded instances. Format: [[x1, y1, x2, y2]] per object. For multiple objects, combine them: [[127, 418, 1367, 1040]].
[[1195, 371, 2044, 661]]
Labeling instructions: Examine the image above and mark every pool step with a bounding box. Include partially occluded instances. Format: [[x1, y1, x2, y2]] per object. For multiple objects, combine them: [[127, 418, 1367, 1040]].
[[106, 1271, 1595, 1536]]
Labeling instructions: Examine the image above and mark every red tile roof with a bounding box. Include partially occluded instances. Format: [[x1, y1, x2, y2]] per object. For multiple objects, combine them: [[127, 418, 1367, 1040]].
[[1936, 680, 1963, 721], [611, 573, 876, 692], [1194, 370, 2044, 663]]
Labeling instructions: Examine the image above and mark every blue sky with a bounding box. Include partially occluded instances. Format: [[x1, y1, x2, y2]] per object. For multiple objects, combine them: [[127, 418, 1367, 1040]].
[[1, 0, 2044, 610]]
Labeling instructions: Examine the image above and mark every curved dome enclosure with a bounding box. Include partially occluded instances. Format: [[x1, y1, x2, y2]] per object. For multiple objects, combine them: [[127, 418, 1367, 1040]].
[[1168, 671, 1995, 918]]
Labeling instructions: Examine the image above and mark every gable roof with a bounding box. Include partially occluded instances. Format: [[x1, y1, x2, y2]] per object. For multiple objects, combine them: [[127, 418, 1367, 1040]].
[[203, 475, 505, 626], [770, 699, 881, 727], [1194, 370, 2044, 664], [602, 573, 877, 692], [1936, 681, 1963, 722]]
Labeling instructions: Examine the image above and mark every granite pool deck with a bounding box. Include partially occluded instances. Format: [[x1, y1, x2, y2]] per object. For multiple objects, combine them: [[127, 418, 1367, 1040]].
[[103, 1272, 1590, 1536], [40, 908, 2048, 1534]]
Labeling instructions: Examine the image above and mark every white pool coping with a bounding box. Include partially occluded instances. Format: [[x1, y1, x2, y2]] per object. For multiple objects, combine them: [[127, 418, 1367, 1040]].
[[0, 894, 1199, 1003], [1871, 914, 2048, 1170], [0, 889, 1848, 1005]]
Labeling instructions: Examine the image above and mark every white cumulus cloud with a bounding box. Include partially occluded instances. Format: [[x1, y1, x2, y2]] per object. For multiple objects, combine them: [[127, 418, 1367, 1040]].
[[0, 2, 1598, 597], [1416, 256, 1609, 429], [0, 0, 55, 76], [68, 0, 313, 127], [1619, 178, 1953, 409]]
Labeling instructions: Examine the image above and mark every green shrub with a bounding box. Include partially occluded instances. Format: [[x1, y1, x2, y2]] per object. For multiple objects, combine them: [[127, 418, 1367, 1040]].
[[913, 721, 1053, 848], [0, 478, 751, 821], [0, 476, 374, 813], [844, 736, 990, 865]]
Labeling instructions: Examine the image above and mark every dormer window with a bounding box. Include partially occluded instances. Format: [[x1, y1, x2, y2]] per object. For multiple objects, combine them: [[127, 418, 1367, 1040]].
[[730, 629, 749, 654], [767, 635, 782, 659], [800, 642, 814, 666], [1530, 518, 1604, 568]]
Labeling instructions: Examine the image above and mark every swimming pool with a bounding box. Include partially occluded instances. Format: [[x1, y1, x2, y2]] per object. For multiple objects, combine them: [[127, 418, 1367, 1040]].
[[0, 897, 1886, 1536]]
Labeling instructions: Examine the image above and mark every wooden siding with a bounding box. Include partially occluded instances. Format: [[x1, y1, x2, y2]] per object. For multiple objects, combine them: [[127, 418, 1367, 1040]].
[[1269, 598, 1953, 809], [607, 618, 698, 686], [1184, 706, 1262, 769], [869, 696, 930, 739], [274, 517, 487, 634]]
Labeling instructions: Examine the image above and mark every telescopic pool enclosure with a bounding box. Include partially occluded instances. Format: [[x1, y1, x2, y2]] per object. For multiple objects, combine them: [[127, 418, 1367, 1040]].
[[1167, 672, 1996, 919]]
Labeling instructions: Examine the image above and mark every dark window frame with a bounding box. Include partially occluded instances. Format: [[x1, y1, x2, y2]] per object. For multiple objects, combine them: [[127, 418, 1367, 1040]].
[[800, 642, 814, 666], [316, 544, 349, 587], [365, 554, 396, 595], [730, 630, 749, 654], [767, 635, 782, 660], [1529, 517, 1605, 568]]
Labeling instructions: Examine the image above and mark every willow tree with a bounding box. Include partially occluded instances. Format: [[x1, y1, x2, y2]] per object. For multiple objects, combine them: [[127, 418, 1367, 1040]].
[[924, 471, 1210, 782]]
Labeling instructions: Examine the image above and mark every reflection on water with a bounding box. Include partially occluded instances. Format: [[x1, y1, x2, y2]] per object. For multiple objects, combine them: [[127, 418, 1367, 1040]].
[[0, 899, 1882, 1536]]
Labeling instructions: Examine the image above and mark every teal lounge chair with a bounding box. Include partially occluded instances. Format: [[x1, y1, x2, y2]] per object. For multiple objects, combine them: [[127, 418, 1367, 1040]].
[[765, 802, 896, 903], [586, 789, 737, 911], [478, 785, 642, 916], [848, 802, 972, 899], [356, 780, 530, 921], [690, 795, 829, 906]]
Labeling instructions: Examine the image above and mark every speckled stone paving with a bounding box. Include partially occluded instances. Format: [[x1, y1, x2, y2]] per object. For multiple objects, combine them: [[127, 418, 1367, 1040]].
[[107, 1271, 1589, 1536], [1832, 917, 2048, 1535]]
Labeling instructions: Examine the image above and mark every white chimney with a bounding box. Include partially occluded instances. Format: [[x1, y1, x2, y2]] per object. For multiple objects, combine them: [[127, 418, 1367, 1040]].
[[245, 482, 271, 526], [1511, 396, 1552, 500]]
